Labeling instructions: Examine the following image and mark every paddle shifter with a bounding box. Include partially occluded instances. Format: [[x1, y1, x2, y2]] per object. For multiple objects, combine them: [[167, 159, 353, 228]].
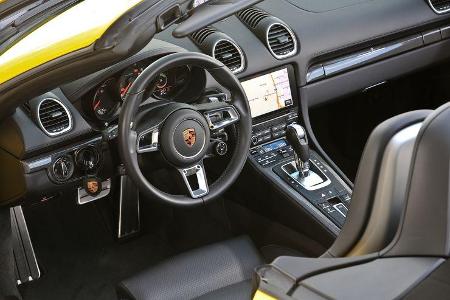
[[286, 124, 310, 177]]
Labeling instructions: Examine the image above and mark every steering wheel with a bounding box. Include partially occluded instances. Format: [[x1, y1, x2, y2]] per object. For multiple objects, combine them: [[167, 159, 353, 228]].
[[118, 52, 252, 206]]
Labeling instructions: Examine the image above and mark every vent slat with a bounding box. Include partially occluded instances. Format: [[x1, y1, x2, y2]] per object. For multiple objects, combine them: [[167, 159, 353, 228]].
[[191, 27, 217, 44], [38, 99, 71, 136], [237, 7, 269, 28]]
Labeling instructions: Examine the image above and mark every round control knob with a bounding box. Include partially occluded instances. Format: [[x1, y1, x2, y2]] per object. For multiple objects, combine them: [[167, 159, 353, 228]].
[[52, 155, 75, 182], [75, 146, 100, 171], [251, 135, 258, 145], [215, 141, 228, 156]]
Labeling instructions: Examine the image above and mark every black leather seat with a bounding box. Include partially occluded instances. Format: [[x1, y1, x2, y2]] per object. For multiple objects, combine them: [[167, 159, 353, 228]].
[[117, 236, 263, 300]]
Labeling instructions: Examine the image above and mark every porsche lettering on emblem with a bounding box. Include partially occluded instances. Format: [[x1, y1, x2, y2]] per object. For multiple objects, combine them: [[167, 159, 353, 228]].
[[183, 128, 196, 147]]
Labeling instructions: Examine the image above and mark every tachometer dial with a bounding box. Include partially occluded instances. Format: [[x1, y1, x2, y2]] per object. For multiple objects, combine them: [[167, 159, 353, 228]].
[[92, 78, 121, 121], [119, 64, 145, 100]]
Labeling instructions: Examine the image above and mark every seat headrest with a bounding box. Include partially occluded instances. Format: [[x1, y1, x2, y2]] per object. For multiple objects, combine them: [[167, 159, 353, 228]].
[[384, 102, 450, 257]]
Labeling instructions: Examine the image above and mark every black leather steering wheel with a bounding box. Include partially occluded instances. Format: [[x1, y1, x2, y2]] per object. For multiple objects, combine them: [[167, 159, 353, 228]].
[[118, 52, 252, 206]]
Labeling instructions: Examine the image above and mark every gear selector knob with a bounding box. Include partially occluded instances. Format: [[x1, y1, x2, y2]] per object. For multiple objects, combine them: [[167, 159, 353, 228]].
[[286, 124, 310, 176]]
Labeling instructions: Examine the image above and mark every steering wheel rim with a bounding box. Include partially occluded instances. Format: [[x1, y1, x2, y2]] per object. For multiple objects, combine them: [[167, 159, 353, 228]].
[[118, 52, 252, 206]]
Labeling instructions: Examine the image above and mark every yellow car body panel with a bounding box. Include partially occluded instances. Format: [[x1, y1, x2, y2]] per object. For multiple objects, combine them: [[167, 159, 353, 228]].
[[253, 290, 278, 300], [0, 0, 144, 85]]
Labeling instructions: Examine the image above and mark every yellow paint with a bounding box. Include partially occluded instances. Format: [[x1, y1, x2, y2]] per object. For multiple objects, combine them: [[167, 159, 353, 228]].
[[253, 290, 278, 300], [0, 0, 144, 85]]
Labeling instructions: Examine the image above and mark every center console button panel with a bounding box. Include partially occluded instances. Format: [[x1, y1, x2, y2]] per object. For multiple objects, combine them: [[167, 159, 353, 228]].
[[273, 152, 351, 227], [251, 108, 298, 147]]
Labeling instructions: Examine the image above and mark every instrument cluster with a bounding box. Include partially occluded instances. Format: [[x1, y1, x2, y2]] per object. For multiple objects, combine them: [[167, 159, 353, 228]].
[[82, 59, 206, 123]]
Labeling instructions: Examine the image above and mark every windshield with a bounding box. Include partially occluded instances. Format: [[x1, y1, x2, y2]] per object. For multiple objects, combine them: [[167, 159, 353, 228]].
[[0, 0, 81, 54]]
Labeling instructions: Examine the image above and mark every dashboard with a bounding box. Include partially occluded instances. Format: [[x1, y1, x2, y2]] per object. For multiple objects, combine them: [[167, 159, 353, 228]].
[[1, 0, 450, 227]]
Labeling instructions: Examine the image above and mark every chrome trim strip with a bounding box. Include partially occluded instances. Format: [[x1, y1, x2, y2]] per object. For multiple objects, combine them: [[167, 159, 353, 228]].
[[13, 206, 41, 283], [306, 35, 424, 83]]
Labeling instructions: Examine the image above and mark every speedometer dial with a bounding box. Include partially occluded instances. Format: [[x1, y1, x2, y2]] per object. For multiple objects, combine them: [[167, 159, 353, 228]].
[[92, 78, 121, 121], [152, 66, 191, 100]]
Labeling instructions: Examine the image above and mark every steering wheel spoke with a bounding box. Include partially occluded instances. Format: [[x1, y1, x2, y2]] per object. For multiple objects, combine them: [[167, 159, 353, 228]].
[[196, 102, 240, 131], [136, 125, 160, 153], [178, 162, 209, 199]]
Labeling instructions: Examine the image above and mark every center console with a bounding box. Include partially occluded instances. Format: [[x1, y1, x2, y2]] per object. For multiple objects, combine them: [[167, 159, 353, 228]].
[[242, 65, 352, 233]]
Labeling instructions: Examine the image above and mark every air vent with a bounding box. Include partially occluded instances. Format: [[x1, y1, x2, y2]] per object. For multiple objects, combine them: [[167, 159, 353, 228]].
[[37, 98, 72, 136], [267, 23, 297, 59], [428, 0, 450, 13], [237, 7, 298, 59], [213, 40, 245, 73], [190, 27, 245, 74]]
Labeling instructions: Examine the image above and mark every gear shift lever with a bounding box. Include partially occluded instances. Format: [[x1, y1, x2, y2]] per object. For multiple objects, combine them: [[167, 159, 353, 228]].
[[286, 124, 310, 177]]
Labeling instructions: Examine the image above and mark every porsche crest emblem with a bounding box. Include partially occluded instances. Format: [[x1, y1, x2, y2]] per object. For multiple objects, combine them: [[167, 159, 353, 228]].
[[183, 128, 196, 147], [87, 181, 99, 195]]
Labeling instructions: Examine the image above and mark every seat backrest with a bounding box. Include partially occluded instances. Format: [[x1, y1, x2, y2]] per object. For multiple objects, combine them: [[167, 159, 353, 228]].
[[256, 103, 450, 300], [383, 102, 450, 257], [324, 110, 432, 258]]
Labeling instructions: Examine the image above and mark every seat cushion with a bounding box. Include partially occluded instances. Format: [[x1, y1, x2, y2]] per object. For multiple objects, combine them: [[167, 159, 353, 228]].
[[117, 236, 263, 300]]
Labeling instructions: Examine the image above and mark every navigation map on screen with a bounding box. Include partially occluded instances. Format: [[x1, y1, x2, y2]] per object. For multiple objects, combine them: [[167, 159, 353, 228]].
[[241, 68, 293, 118]]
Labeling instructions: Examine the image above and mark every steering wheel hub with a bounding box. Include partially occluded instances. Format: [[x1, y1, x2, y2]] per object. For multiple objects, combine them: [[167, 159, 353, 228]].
[[160, 109, 210, 167]]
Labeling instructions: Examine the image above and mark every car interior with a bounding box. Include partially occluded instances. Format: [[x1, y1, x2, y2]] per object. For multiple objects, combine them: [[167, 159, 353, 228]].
[[1, 0, 450, 299]]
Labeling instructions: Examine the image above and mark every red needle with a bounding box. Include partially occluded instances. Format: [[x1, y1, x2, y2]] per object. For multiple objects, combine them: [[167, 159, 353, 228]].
[[93, 99, 101, 111], [121, 82, 132, 98]]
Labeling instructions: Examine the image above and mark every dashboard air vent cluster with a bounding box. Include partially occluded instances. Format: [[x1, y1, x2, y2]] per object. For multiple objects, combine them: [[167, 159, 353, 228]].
[[428, 0, 450, 13], [37, 98, 72, 136], [190, 27, 245, 74], [237, 7, 298, 59]]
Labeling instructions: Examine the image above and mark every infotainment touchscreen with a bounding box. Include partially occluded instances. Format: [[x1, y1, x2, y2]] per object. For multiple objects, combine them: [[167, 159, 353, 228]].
[[241, 67, 294, 118]]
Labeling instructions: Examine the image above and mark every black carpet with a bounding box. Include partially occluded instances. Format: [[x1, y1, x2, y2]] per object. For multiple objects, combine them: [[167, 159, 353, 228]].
[[19, 198, 174, 300]]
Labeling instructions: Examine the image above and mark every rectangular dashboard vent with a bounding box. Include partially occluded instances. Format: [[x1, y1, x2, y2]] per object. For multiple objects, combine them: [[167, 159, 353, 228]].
[[429, 0, 450, 13]]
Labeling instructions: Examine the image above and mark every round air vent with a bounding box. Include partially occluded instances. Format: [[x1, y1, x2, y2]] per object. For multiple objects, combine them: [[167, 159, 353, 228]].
[[237, 7, 298, 60], [190, 27, 246, 74], [428, 0, 450, 14], [213, 39, 245, 74], [37, 98, 73, 136], [267, 23, 297, 59]]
